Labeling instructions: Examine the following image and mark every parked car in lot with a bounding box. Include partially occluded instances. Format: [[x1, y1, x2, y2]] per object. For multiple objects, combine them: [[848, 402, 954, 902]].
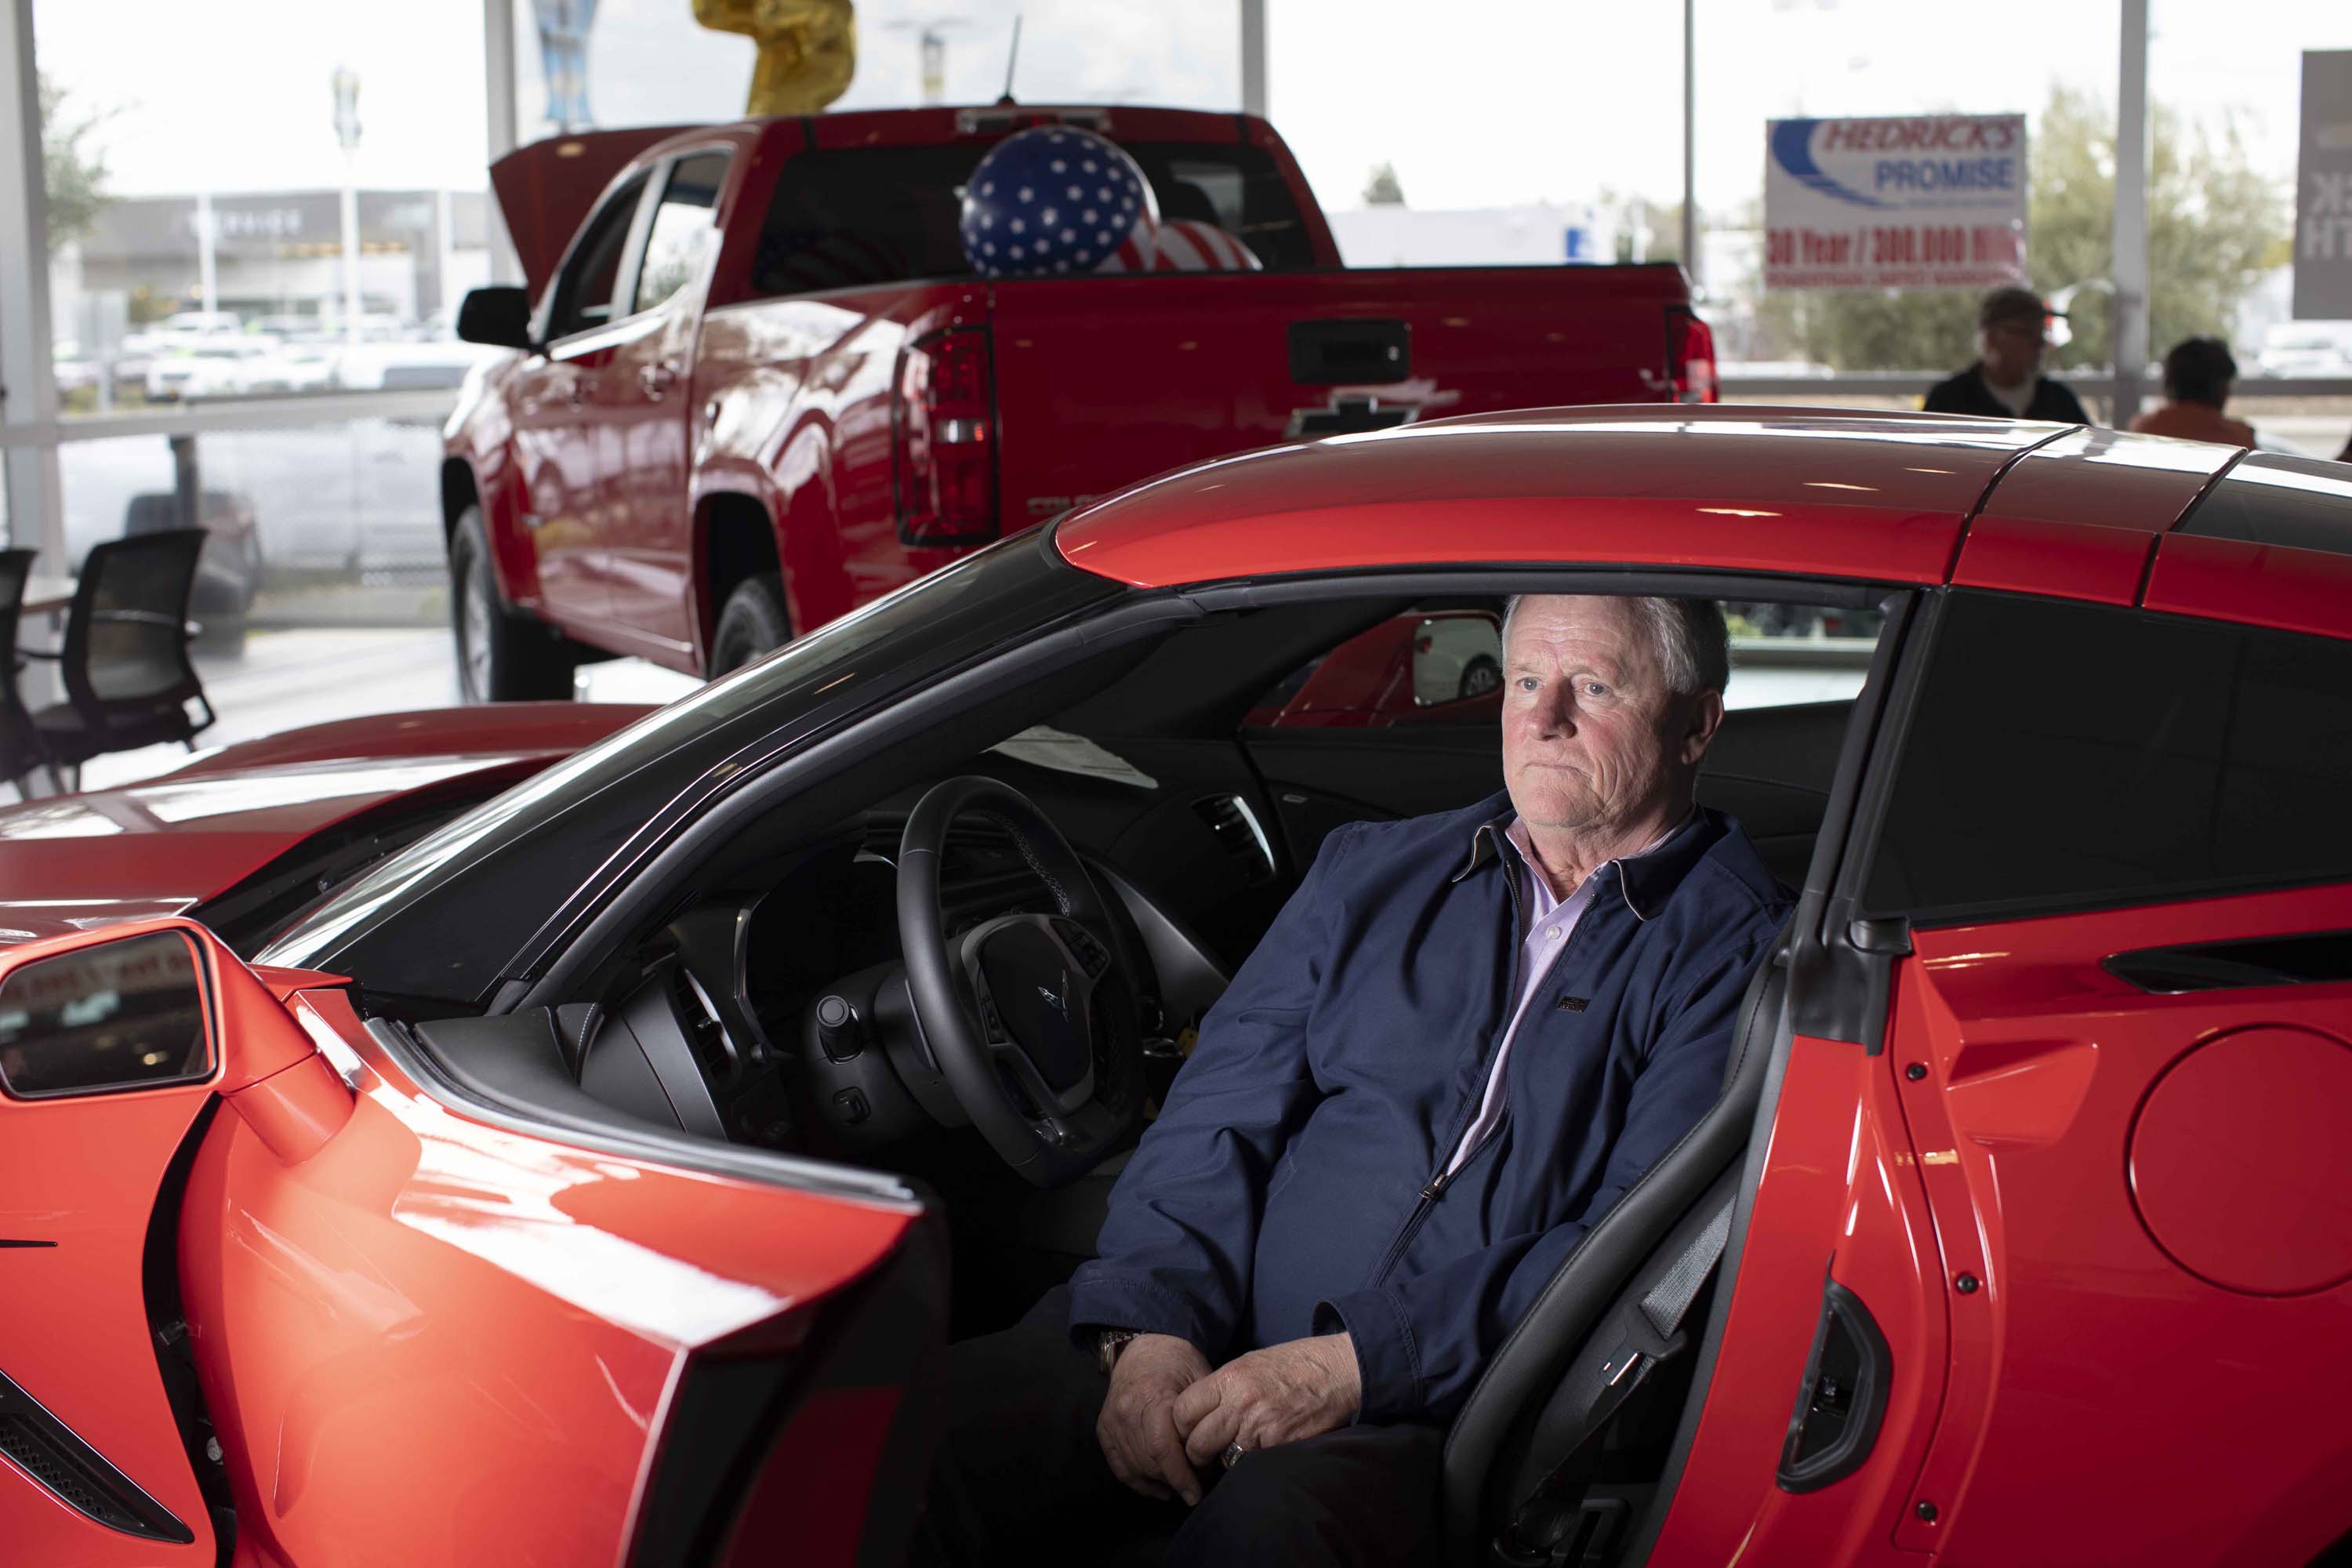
[[4, 408, 2349, 1567], [335, 338, 509, 390], [442, 104, 1719, 701], [143, 339, 281, 402], [2256, 321, 2352, 379], [239, 343, 343, 395]]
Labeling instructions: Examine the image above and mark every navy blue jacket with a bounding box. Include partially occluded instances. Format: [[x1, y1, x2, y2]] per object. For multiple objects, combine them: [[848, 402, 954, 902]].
[[1068, 793, 1792, 1424]]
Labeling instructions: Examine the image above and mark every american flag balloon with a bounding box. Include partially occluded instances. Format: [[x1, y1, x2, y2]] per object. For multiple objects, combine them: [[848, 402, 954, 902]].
[[1145, 218, 1262, 272], [960, 126, 1157, 278]]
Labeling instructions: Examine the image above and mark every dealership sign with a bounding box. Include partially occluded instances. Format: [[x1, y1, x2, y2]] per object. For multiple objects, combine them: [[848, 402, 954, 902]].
[[2293, 51, 2352, 319], [1764, 114, 2027, 292]]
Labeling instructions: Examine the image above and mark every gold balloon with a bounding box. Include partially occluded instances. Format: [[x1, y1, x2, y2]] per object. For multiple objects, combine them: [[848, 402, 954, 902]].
[[692, 0, 857, 116]]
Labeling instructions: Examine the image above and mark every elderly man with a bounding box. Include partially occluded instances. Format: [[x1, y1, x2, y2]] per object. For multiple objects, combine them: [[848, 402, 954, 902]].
[[913, 594, 1793, 1567]]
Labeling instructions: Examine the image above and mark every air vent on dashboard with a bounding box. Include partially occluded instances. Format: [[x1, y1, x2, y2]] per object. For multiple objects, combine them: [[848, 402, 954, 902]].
[[1193, 795, 1276, 884]]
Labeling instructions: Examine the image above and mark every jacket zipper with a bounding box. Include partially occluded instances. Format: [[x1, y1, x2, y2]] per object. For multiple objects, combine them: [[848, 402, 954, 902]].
[[1367, 856, 1602, 1287], [1366, 840, 1533, 1287]]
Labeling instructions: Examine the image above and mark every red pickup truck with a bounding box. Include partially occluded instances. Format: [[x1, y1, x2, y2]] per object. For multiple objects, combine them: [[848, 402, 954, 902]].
[[445, 103, 1717, 699]]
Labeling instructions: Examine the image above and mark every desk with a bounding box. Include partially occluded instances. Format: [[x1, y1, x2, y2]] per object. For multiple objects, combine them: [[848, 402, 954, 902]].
[[24, 575, 74, 616]]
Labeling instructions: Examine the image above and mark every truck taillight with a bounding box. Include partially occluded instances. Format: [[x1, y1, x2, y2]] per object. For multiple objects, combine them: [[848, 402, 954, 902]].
[[893, 325, 998, 546], [1668, 307, 1719, 404]]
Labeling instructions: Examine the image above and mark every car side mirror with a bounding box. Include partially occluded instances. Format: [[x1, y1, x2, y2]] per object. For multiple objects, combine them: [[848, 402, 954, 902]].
[[456, 285, 539, 352], [1410, 613, 1504, 708], [0, 928, 213, 1098], [0, 917, 352, 1161]]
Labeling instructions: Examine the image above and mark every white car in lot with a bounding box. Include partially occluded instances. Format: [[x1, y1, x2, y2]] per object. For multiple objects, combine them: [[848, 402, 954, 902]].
[[334, 339, 510, 391], [2256, 323, 2352, 379], [241, 343, 344, 395], [144, 339, 280, 401]]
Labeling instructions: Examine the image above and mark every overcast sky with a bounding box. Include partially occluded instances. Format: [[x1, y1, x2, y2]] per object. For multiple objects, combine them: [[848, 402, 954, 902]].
[[32, 1, 2352, 216]]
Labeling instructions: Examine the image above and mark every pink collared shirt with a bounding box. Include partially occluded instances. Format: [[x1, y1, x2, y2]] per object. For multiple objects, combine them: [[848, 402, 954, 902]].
[[1439, 814, 1682, 1180]]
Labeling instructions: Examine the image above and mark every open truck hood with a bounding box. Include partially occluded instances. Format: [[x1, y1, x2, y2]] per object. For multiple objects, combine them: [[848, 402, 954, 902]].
[[492, 125, 704, 299], [0, 703, 645, 943]]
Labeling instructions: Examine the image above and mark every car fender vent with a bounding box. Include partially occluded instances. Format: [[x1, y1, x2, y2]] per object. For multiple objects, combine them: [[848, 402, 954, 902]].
[[1192, 794, 1276, 883], [0, 1371, 194, 1542]]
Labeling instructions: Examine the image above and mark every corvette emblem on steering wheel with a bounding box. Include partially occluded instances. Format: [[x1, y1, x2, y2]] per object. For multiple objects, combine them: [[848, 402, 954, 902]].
[[1038, 974, 1070, 1018]]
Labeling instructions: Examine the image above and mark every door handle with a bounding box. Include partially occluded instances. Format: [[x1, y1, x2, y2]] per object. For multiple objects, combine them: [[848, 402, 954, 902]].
[[638, 360, 681, 399]]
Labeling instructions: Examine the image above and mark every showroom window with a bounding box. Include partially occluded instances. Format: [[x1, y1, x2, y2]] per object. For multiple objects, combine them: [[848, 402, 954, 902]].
[[633, 152, 732, 317], [1862, 592, 2352, 925]]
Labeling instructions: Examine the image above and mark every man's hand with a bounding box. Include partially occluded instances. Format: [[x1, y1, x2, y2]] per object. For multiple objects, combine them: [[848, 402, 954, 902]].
[[1097, 1333, 1214, 1505], [1173, 1333, 1361, 1467]]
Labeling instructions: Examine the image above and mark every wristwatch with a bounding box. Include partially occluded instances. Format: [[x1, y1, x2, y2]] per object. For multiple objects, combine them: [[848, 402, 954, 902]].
[[1095, 1328, 1141, 1376]]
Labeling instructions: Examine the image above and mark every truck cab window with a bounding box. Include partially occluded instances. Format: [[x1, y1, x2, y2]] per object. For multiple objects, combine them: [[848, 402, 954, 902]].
[[750, 141, 1313, 299], [633, 152, 731, 317], [548, 173, 649, 339]]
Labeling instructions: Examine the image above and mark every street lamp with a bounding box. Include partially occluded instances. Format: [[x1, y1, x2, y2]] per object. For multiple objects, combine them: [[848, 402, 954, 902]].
[[885, 18, 968, 107]]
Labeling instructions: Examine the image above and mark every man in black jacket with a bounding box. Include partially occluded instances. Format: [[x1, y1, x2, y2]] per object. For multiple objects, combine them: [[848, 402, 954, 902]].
[[1924, 285, 2091, 424]]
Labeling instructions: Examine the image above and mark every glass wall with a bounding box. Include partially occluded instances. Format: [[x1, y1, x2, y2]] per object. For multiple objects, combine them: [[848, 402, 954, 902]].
[[36, 0, 498, 416], [2147, 2, 2352, 456], [513, 0, 1240, 138]]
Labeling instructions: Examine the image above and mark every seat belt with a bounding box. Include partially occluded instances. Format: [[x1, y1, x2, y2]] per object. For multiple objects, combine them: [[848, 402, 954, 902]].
[[1491, 1194, 1735, 1568]]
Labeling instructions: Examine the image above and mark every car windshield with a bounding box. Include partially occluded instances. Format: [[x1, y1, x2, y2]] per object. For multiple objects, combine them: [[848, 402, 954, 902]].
[[258, 527, 1120, 1002]]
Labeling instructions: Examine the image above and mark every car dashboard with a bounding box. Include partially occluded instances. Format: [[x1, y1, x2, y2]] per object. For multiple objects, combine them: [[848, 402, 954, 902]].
[[573, 815, 1231, 1169]]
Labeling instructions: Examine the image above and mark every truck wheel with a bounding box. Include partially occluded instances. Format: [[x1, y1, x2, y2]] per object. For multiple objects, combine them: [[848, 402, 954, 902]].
[[710, 574, 789, 677], [451, 504, 574, 702], [1457, 655, 1501, 701]]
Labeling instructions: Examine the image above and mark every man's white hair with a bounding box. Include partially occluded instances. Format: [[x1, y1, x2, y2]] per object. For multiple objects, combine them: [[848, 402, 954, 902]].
[[1499, 594, 1730, 697]]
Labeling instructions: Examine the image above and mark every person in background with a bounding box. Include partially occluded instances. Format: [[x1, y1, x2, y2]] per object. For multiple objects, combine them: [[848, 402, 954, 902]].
[[1924, 286, 2091, 424], [2129, 338, 2257, 447]]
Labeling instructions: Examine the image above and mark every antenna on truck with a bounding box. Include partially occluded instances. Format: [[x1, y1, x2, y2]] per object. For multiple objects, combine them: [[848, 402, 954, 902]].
[[996, 15, 1023, 105]]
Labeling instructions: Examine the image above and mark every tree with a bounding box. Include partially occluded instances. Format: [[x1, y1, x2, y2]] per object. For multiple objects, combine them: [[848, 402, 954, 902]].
[[1362, 162, 1405, 206], [41, 72, 112, 256], [1751, 85, 2290, 371]]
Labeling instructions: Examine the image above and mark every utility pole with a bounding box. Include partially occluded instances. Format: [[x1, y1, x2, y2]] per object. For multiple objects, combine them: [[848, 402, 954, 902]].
[[195, 190, 219, 318], [2112, 0, 2151, 425], [1241, 0, 1267, 118], [333, 66, 363, 344], [1682, 0, 1698, 289]]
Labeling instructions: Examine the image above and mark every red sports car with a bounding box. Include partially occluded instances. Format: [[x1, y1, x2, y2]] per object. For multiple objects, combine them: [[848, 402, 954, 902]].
[[4, 407, 2349, 1568]]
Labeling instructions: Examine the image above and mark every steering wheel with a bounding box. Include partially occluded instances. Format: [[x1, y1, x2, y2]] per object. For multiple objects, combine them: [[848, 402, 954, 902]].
[[897, 776, 1146, 1186]]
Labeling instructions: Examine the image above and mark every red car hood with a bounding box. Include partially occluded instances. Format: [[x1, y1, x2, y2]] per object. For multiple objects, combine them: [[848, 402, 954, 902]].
[[0, 703, 647, 944]]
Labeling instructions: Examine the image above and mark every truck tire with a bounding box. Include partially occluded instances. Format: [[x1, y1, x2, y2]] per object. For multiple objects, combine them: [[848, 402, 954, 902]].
[[710, 574, 789, 677], [451, 504, 575, 702], [1457, 655, 1501, 701]]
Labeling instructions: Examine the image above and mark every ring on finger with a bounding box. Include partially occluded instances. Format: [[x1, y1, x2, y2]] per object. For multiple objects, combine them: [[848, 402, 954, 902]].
[[1221, 1441, 1247, 1470]]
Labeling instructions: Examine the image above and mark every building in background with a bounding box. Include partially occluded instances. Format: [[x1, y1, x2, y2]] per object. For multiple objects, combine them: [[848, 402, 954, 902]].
[[50, 188, 495, 402]]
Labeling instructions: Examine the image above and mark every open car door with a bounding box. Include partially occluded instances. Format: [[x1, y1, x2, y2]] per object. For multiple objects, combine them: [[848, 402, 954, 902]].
[[0, 918, 946, 1567]]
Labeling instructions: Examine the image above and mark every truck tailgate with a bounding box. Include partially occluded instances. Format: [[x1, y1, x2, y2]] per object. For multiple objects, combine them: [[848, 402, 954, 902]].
[[986, 264, 1688, 524]]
